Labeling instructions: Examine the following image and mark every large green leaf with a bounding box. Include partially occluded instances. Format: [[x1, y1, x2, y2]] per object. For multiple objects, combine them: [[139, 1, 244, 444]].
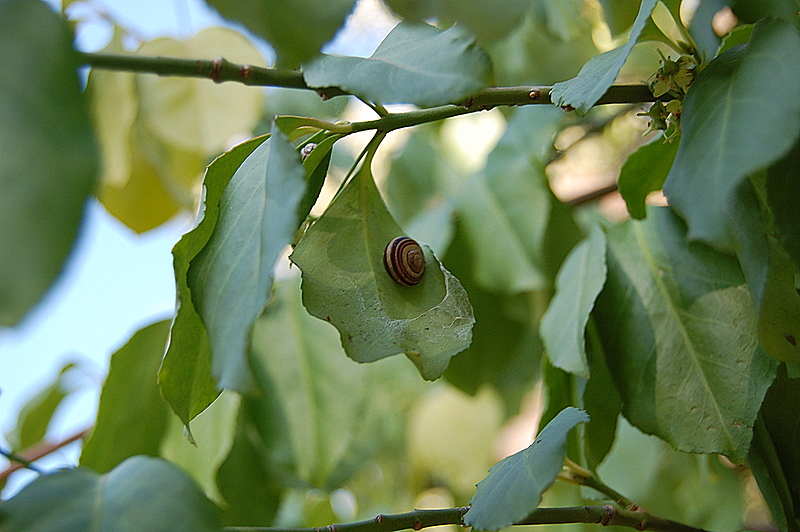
[[617, 136, 679, 220], [540, 225, 607, 378], [455, 106, 562, 293], [0, 456, 219, 531], [663, 19, 800, 249], [550, 0, 657, 113], [766, 139, 800, 269], [208, 0, 355, 68], [80, 321, 171, 474], [464, 407, 590, 531], [729, 179, 800, 364], [303, 22, 491, 107], [160, 134, 269, 428], [290, 146, 474, 381], [0, 0, 98, 326], [188, 124, 306, 393], [594, 207, 778, 463], [747, 367, 800, 532], [244, 276, 425, 489]]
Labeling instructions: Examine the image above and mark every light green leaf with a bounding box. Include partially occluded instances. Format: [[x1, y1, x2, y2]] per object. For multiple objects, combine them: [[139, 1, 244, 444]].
[[6, 363, 75, 451], [618, 136, 679, 220], [464, 407, 590, 531], [160, 134, 269, 427], [0, 0, 98, 326], [303, 22, 491, 107], [208, 0, 356, 68], [135, 28, 265, 155], [290, 151, 474, 381], [246, 276, 426, 489], [663, 19, 800, 249], [455, 106, 562, 293], [550, 0, 657, 113], [540, 225, 607, 378], [595, 208, 778, 463], [188, 124, 306, 393], [81, 321, 171, 474], [0, 456, 219, 531], [730, 179, 800, 364]]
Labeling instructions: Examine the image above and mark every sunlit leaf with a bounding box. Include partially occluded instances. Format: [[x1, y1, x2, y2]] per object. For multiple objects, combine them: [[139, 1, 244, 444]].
[[550, 0, 657, 113], [0, 0, 98, 326], [81, 321, 171, 473], [208, 0, 356, 68], [303, 22, 491, 107], [160, 135, 269, 427], [464, 407, 590, 531], [540, 225, 607, 378], [290, 147, 474, 381], [0, 456, 219, 531], [663, 19, 800, 249], [594, 208, 778, 463], [188, 124, 306, 393]]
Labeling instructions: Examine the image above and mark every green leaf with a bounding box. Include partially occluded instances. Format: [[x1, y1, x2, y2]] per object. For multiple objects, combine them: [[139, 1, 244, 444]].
[[0, 456, 220, 531], [747, 367, 800, 532], [290, 147, 474, 381], [618, 136, 679, 220], [730, 179, 800, 364], [80, 321, 171, 474], [464, 407, 590, 531], [303, 22, 491, 107], [299, 133, 338, 222], [188, 124, 306, 393], [6, 363, 75, 451], [245, 276, 425, 489], [550, 0, 657, 113], [599, 0, 642, 35], [766, 139, 800, 269], [208, 0, 356, 68], [0, 0, 99, 326], [594, 207, 779, 463], [160, 134, 269, 428], [455, 106, 562, 293], [540, 225, 607, 378], [662, 19, 800, 249]]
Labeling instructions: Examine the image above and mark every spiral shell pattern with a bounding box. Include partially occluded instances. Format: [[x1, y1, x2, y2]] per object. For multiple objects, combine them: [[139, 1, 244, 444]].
[[383, 237, 425, 286]]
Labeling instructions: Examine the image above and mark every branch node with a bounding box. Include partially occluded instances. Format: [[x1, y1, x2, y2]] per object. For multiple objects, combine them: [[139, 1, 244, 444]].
[[528, 88, 541, 100], [239, 64, 252, 80], [601, 505, 615, 526], [374, 515, 384, 524], [211, 57, 224, 83], [413, 520, 423, 531], [317, 90, 331, 101]]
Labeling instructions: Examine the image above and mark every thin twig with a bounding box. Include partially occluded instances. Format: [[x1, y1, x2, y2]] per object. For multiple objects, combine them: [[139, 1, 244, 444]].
[[0, 427, 91, 481]]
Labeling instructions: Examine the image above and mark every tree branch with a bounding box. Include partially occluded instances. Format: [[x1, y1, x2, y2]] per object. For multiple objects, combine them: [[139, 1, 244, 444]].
[[222, 506, 709, 532], [0, 427, 90, 481]]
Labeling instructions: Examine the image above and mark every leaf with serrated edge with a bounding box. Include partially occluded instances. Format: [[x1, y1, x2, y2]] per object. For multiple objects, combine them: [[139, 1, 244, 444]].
[[290, 152, 474, 381], [464, 407, 590, 531]]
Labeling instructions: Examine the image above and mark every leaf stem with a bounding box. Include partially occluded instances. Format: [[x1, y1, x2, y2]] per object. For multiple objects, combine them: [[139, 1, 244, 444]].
[[222, 505, 709, 532]]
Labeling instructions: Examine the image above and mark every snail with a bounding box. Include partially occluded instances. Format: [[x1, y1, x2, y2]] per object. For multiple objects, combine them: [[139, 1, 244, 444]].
[[383, 237, 425, 286]]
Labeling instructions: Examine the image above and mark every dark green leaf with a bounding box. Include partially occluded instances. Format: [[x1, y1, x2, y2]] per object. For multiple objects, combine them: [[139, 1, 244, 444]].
[[582, 320, 621, 470], [464, 407, 590, 531], [663, 19, 800, 249], [594, 207, 778, 463], [688, 0, 727, 61], [766, 139, 800, 269], [303, 22, 491, 107], [6, 363, 75, 451], [81, 321, 171, 473], [747, 366, 800, 532], [188, 124, 307, 393], [0, 0, 98, 326], [599, 0, 642, 35], [618, 136, 679, 220], [207, 0, 356, 68], [550, 0, 657, 113], [290, 149, 474, 381], [160, 135, 268, 428], [0, 456, 219, 531], [540, 225, 607, 378], [729, 179, 800, 364], [299, 133, 338, 223]]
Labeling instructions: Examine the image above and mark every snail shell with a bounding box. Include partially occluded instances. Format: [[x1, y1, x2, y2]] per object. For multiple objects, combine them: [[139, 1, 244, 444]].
[[383, 237, 425, 286]]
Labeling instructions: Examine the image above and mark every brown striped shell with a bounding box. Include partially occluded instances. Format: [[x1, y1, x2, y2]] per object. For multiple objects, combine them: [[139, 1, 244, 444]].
[[383, 237, 425, 286]]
